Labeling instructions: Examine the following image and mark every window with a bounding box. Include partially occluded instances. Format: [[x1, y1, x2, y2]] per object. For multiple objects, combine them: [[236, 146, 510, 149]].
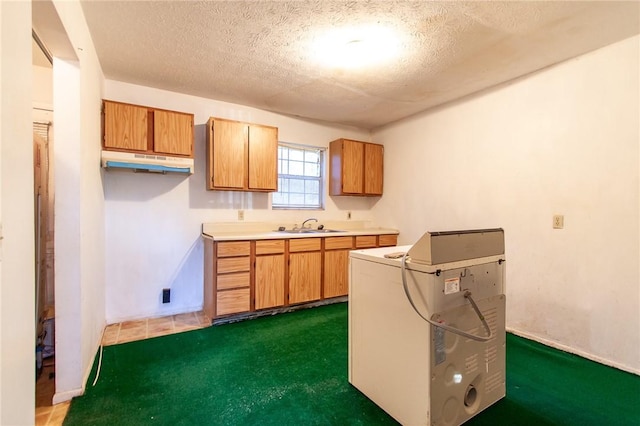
[[272, 143, 325, 209]]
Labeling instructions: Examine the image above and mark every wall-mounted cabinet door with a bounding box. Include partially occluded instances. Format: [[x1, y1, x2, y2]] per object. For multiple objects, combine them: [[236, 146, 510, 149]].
[[154, 109, 193, 156], [208, 118, 247, 190], [340, 139, 364, 194], [103, 101, 148, 152], [329, 138, 383, 196], [364, 142, 383, 195], [248, 124, 278, 191], [207, 117, 278, 192]]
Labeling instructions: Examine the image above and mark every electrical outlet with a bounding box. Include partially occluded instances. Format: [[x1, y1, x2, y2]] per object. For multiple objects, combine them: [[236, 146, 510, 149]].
[[347, 211, 352, 220], [162, 288, 171, 304], [553, 215, 564, 229], [238, 210, 244, 221]]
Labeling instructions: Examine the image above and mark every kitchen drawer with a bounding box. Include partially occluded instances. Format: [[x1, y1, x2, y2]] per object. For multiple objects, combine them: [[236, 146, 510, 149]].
[[216, 288, 250, 316], [217, 241, 250, 257], [217, 272, 250, 290], [378, 234, 398, 247], [324, 236, 353, 250], [255, 239, 285, 255], [217, 256, 250, 274], [355, 235, 377, 248], [289, 238, 321, 252]]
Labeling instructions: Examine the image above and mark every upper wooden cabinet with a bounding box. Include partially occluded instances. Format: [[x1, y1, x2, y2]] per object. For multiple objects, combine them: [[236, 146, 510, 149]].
[[206, 117, 278, 192], [329, 138, 383, 196], [102, 100, 194, 157]]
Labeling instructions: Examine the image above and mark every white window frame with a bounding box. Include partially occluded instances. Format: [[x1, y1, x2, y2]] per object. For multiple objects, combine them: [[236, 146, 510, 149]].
[[272, 142, 325, 210]]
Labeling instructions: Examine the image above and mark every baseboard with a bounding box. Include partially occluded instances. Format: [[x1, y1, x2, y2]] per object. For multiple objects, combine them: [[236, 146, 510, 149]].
[[52, 387, 83, 404], [213, 297, 348, 325], [507, 327, 640, 376]]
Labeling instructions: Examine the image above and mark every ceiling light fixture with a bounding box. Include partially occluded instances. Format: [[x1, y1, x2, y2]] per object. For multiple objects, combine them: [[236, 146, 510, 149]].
[[312, 25, 402, 69]]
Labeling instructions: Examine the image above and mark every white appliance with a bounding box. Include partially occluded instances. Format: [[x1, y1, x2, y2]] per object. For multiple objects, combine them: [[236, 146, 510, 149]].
[[101, 150, 194, 174], [349, 229, 506, 426]]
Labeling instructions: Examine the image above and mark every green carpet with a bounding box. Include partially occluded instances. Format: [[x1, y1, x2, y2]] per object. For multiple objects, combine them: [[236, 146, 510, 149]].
[[65, 303, 640, 425]]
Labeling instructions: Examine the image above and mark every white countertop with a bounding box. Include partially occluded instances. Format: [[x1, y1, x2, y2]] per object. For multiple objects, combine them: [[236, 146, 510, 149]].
[[202, 221, 399, 241]]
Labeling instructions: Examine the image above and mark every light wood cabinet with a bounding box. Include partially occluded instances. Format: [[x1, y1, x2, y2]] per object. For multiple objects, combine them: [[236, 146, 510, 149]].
[[288, 238, 321, 305], [323, 237, 354, 298], [355, 235, 378, 249], [378, 234, 398, 247], [289, 252, 322, 304], [103, 101, 148, 152], [204, 233, 398, 321], [206, 117, 278, 192], [329, 138, 383, 196], [102, 100, 193, 157], [255, 240, 285, 310], [153, 109, 194, 156], [206, 241, 251, 318]]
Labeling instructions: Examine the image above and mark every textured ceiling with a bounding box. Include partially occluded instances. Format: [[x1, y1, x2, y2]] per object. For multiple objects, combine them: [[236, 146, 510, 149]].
[[80, 1, 639, 129]]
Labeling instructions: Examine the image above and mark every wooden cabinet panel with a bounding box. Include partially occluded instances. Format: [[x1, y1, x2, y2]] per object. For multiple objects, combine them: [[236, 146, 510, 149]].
[[255, 254, 285, 310], [205, 232, 398, 320], [103, 100, 194, 158], [355, 235, 378, 248], [324, 236, 353, 250], [341, 139, 364, 194], [217, 241, 251, 257], [154, 109, 193, 156], [248, 124, 278, 191], [364, 143, 383, 195], [329, 138, 384, 196], [378, 234, 398, 247], [207, 117, 278, 192], [255, 239, 285, 255], [217, 288, 250, 316], [103, 101, 148, 151], [324, 249, 350, 298], [217, 272, 250, 290], [217, 257, 250, 274], [289, 238, 321, 252], [289, 252, 322, 304], [209, 119, 247, 189]]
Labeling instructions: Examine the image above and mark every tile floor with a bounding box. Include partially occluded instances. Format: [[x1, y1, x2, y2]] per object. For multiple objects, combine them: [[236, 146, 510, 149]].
[[35, 311, 210, 426]]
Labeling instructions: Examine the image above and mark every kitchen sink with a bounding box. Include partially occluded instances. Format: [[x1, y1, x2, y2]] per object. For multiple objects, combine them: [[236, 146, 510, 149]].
[[277, 228, 344, 234]]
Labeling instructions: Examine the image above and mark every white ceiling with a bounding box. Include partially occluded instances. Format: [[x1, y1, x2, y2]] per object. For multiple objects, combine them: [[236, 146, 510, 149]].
[[80, 1, 640, 129]]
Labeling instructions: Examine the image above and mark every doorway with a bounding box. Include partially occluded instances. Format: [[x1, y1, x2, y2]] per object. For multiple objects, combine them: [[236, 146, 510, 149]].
[[33, 29, 56, 414]]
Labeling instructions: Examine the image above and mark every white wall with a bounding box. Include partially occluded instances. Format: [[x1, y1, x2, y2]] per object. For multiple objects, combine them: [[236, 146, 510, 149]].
[[44, 0, 106, 403], [0, 1, 36, 424], [372, 36, 640, 373], [103, 80, 373, 322]]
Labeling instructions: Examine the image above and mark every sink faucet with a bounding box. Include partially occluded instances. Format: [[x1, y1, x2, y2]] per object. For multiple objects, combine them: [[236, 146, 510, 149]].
[[302, 218, 318, 229]]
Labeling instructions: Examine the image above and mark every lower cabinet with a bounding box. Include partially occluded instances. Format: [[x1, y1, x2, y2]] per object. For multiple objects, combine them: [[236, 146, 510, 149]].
[[323, 236, 354, 298], [204, 233, 398, 321], [255, 240, 285, 310], [214, 241, 251, 317], [288, 239, 322, 304]]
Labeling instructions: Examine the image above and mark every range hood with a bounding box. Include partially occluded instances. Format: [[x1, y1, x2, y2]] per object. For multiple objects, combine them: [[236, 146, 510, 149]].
[[101, 150, 194, 175]]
